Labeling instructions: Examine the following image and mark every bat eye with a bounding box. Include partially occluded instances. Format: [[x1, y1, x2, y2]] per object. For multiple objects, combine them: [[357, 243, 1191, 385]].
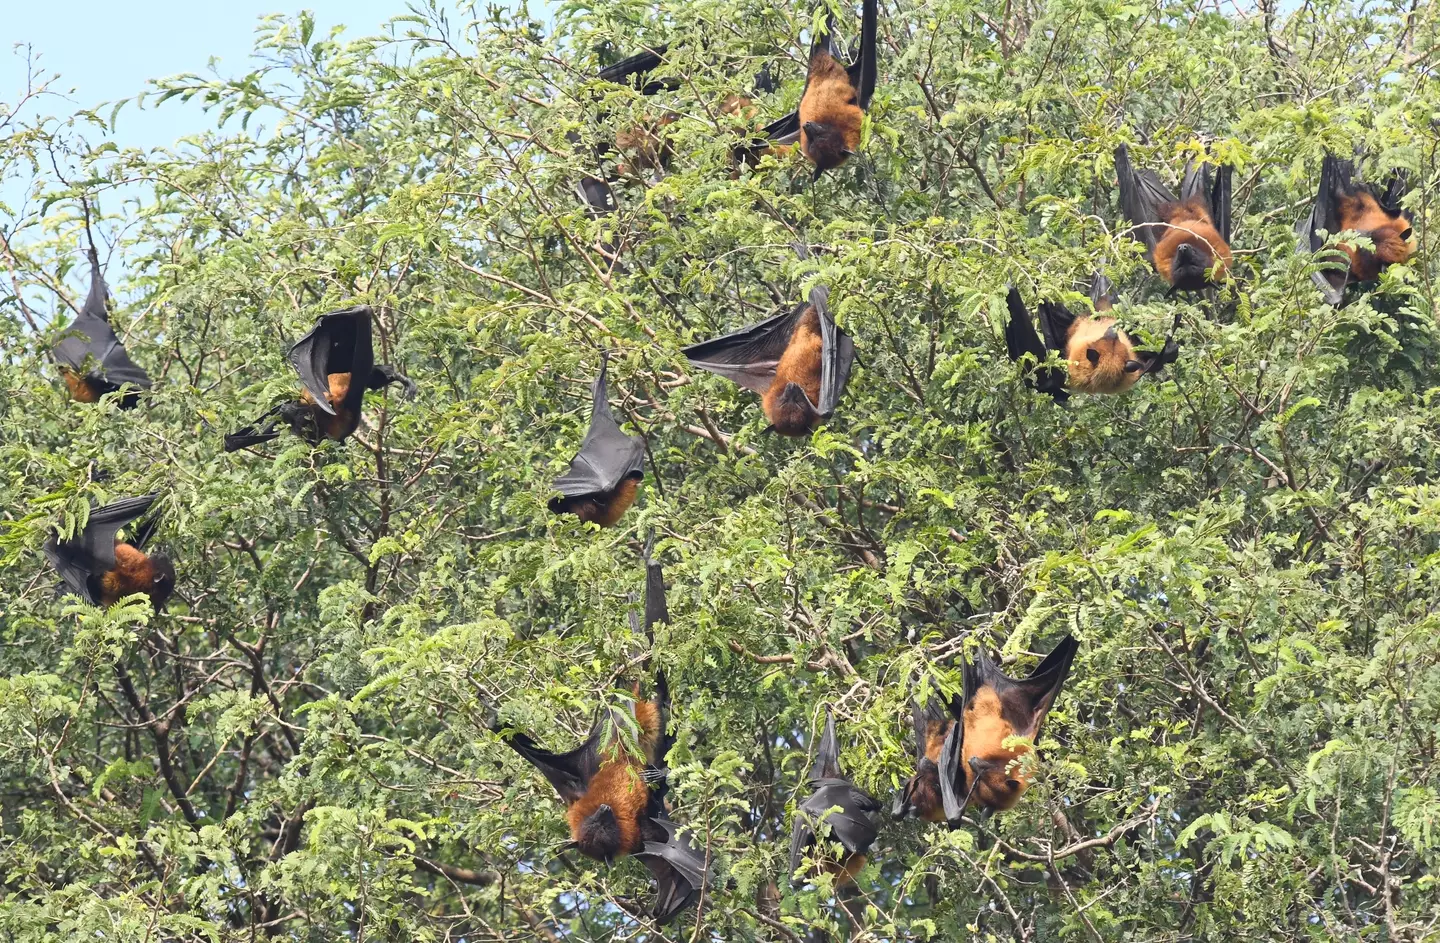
[[1124, 360, 1144, 373], [1006, 779, 1022, 791], [1401, 227, 1414, 241], [1085, 348, 1100, 365]]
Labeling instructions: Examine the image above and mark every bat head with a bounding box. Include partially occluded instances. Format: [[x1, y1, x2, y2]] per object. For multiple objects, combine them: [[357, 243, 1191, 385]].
[[894, 757, 947, 823], [1066, 318, 1142, 396], [574, 803, 624, 864], [1155, 199, 1232, 291], [800, 121, 856, 174], [1334, 190, 1416, 281], [767, 382, 821, 437], [146, 553, 177, 611]]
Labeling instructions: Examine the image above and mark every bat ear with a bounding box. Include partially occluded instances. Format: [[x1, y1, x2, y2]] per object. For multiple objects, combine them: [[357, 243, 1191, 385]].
[[1124, 360, 1144, 374], [760, 424, 777, 436], [1401, 227, 1414, 241]]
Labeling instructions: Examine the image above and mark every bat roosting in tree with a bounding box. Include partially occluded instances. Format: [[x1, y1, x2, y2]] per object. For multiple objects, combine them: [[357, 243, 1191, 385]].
[[497, 552, 707, 923], [788, 711, 879, 886], [1005, 273, 1180, 401], [576, 46, 774, 215], [737, 0, 878, 177], [43, 494, 175, 610], [223, 306, 415, 452], [938, 634, 1078, 826], [683, 280, 856, 437], [892, 695, 957, 823], [549, 352, 645, 526], [1297, 153, 1416, 305], [1115, 144, 1233, 293], [52, 245, 152, 409]]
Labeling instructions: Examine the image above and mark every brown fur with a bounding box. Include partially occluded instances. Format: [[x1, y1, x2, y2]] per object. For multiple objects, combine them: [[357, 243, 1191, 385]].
[[903, 718, 953, 823], [798, 53, 863, 172], [822, 852, 867, 886], [562, 693, 664, 857], [1065, 317, 1141, 395], [556, 477, 640, 527], [1153, 198, 1232, 285], [99, 543, 156, 606], [299, 372, 362, 441], [960, 687, 1032, 813], [762, 306, 824, 436], [615, 114, 677, 176], [62, 369, 101, 403], [1336, 191, 1415, 281]]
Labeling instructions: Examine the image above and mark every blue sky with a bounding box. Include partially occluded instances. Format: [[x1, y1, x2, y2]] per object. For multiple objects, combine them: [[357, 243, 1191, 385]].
[[4, 1, 407, 152]]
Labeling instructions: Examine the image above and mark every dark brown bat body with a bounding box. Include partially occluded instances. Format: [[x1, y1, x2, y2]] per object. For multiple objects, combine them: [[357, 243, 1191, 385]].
[[295, 372, 362, 442], [99, 543, 176, 608], [1336, 190, 1414, 281], [789, 712, 880, 886], [798, 50, 864, 173], [62, 370, 103, 403], [762, 305, 825, 436], [552, 478, 640, 527], [1153, 198, 1232, 291]]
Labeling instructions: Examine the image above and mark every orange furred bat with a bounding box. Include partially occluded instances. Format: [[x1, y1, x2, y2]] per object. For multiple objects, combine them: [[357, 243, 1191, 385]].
[[548, 352, 645, 527], [1297, 154, 1415, 305], [224, 306, 415, 453], [52, 245, 152, 409], [497, 675, 670, 863], [761, 304, 826, 435], [43, 494, 175, 610], [892, 696, 956, 824], [939, 635, 1078, 826], [684, 250, 857, 437], [738, 0, 878, 178], [1005, 274, 1179, 402], [1115, 144, 1234, 293]]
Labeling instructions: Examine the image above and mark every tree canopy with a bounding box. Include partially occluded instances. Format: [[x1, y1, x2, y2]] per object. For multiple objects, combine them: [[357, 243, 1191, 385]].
[[2, 0, 1440, 939]]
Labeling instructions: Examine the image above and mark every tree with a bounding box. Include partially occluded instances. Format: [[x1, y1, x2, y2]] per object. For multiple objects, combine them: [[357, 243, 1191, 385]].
[[2, 0, 1439, 939]]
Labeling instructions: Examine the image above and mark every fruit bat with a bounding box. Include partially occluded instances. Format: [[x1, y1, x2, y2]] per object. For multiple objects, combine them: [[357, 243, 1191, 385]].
[[549, 352, 646, 526], [223, 306, 415, 452], [683, 282, 855, 436], [891, 696, 957, 824], [738, 0, 878, 176], [52, 246, 152, 408], [43, 494, 175, 610], [1004, 274, 1180, 402], [788, 711, 880, 886], [1296, 153, 1416, 305], [1115, 144, 1233, 292], [939, 635, 1078, 827]]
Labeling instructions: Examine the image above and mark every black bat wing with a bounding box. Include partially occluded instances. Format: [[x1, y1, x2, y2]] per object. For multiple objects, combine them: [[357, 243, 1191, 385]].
[[43, 494, 158, 603], [937, 704, 968, 825], [1211, 164, 1234, 244], [1089, 272, 1118, 312], [799, 780, 879, 853], [892, 697, 950, 818], [988, 634, 1079, 741], [808, 710, 844, 782], [549, 352, 646, 502], [286, 306, 374, 416], [636, 817, 708, 924], [1376, 168, 1411, 217], [683, 304, 807, 396], [576, 176, 616, 216], [1297, 153, 1350, 304], [1004, 289, 1067, 402], [54, 314, 152, 390], [755, 110, 801, 146], [1115, 144, 1176, 259], [597, 45, 674, 94], [813, 286, 856, 418], [495, 720, 605, 806], [643, 533, 668, 635], [848, 0, 879, 109]]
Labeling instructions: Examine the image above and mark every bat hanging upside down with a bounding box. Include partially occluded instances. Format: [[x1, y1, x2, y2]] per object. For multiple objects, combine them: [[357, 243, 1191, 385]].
[[684, 274, 857, 437], [43, 494, 175, 610], [549, 351, 646, 527], [224, 305, 415, 452], [788, 710, 880, 886], [52, 245, 153, 409], [1296, 153, 1416, 305], [1115, 144, 1234, 293]]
